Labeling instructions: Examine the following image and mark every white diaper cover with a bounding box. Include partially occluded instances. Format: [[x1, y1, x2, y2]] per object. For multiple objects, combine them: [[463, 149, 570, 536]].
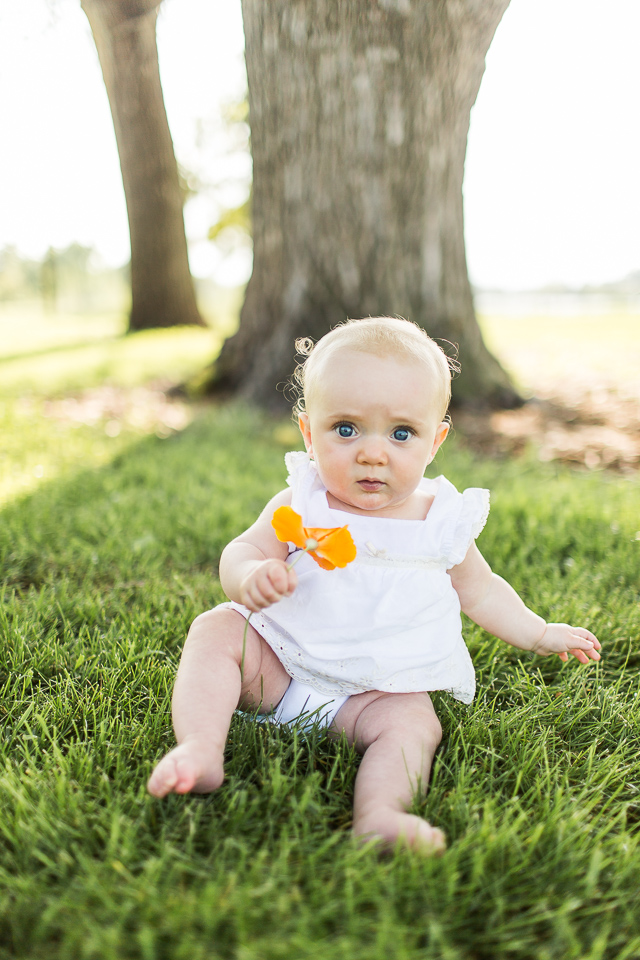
[[269, 678, 349, 732]]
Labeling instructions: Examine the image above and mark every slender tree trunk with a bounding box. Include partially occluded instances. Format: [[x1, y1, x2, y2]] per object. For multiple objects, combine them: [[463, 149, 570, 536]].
[[213, 0, 518, 408], [81, 0, 204, 330]]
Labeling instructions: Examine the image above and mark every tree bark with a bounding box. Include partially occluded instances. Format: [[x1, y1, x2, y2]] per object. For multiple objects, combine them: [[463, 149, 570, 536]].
[[212, 0, 518, 409], [81, 0, 204, 330]]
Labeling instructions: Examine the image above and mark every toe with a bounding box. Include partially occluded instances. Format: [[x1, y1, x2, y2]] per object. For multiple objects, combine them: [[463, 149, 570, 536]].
[[147, 758, 178, 798], [172, 757, 199, 794], [420, 825, 446, 855]]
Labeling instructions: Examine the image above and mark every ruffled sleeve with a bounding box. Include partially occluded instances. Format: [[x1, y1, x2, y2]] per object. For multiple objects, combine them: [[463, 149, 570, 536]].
[[284, 450, 322, 520], [284, 450, 311, 487], [442, 487, 490, 567]]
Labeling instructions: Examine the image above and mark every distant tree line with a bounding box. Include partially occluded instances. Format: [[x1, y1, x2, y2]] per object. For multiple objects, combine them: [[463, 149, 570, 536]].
[[0, 244, 128, 313]]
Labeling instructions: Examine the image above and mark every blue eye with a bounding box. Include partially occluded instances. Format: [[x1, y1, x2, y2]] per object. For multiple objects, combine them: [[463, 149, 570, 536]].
[[392, 428, 411, 442], [336, 424, 355, 438]]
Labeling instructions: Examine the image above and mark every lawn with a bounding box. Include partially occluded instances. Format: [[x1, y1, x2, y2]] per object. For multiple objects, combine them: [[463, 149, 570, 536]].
[[1, 305, 640, 959]]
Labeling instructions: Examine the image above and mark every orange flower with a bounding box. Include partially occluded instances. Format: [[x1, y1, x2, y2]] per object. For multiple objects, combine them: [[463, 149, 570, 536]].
[[272, 505, 357, 570]]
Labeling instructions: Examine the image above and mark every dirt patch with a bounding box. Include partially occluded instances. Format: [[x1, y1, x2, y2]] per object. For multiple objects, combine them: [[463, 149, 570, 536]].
[[38, 382, 193, 439], [454, 383, 640, 472]]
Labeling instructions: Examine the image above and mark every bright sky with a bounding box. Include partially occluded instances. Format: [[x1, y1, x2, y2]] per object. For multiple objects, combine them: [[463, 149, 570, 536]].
[[0, 0, 638, 290]]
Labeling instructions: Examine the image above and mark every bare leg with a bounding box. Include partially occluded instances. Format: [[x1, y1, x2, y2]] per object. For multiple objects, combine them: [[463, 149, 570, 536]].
[[331, 691, 445, 854], [147, 607, 290, 797]]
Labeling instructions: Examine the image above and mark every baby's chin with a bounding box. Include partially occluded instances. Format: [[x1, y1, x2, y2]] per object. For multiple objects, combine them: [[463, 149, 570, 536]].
[[326, 488, 411, 518]]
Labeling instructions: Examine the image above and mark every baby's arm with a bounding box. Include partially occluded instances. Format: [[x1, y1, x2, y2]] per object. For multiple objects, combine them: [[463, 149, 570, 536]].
[[449, 544, 601, 663], [219, 488, 297, 612]]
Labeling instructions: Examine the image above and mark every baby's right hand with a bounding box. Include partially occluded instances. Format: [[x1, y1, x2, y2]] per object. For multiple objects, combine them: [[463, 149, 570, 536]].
[[239, 559, 297, 612], [532, 623, 602, 664]]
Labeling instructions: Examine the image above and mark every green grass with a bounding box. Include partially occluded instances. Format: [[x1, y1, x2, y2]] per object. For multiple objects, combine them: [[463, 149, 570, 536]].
[[1, 307, 640, 959], [0, 320, 219, 399], [479, 311, 640, 396]]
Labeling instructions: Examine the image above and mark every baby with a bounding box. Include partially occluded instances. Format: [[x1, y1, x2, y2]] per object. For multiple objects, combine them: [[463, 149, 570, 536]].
[[148, 317, 601, 853]]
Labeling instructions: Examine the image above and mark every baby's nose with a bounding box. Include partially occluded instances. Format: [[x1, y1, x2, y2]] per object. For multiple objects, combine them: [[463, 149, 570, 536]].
[[357, 438, 387, 464]]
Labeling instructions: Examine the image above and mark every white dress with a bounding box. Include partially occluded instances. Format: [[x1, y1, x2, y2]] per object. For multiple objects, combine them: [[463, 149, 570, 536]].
[[230, 452, 490, 705]]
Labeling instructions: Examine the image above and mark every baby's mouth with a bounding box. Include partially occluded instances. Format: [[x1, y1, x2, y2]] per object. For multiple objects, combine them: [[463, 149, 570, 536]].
[[357, 478, 385, 491]]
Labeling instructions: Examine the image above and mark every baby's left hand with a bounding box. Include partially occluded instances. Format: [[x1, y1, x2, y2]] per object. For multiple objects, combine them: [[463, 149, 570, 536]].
[[532, 623, 602, 664]]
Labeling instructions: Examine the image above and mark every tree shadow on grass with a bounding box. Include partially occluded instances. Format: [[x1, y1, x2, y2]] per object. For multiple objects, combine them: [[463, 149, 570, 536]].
[[0, 336, 121, 367], [0, 403, 291, 593]]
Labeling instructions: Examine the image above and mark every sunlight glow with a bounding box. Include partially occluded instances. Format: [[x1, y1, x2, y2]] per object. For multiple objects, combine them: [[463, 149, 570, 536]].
[[1, 0, 638, 289]]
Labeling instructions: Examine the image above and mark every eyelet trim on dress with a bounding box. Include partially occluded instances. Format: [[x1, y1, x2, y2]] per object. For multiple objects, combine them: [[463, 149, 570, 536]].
[[353, 553, 448, 570]]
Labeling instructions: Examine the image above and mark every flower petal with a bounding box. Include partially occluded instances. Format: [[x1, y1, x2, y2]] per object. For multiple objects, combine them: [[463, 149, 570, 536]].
[[313, 525, 357, 568], [272, 505, 306, 549], [308, 552, 337, 571], [272, 507, 357, 570]]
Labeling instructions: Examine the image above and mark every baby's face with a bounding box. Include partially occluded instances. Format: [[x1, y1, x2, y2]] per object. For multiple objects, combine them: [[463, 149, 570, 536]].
[[299, 349, 449, 518]]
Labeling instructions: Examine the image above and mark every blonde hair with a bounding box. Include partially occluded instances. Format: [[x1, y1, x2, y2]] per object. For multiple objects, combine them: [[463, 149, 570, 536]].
[[290, 317, 457, 423]]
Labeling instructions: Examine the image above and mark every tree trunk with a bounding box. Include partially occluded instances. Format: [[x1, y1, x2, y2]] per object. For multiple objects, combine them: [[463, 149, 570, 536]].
[[81, 0, 204, 331], [213, 0, 518, 409]]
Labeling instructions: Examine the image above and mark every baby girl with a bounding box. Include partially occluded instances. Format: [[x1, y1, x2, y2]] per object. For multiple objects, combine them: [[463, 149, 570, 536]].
[[148, 317, 601, 853]]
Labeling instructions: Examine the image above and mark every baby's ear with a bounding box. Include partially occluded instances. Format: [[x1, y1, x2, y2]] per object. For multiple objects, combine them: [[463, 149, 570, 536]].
[[429, 421, 449, 461], [298, 414, 313, 455]]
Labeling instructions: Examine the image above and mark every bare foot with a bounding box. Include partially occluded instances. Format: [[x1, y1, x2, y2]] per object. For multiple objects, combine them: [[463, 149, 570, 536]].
[[147, 738, 225, 798], [353, 808, 446, 856]]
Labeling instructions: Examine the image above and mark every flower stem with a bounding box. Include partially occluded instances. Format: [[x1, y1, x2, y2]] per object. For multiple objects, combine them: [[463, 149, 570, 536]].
[[240, 613, 250, 683]]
